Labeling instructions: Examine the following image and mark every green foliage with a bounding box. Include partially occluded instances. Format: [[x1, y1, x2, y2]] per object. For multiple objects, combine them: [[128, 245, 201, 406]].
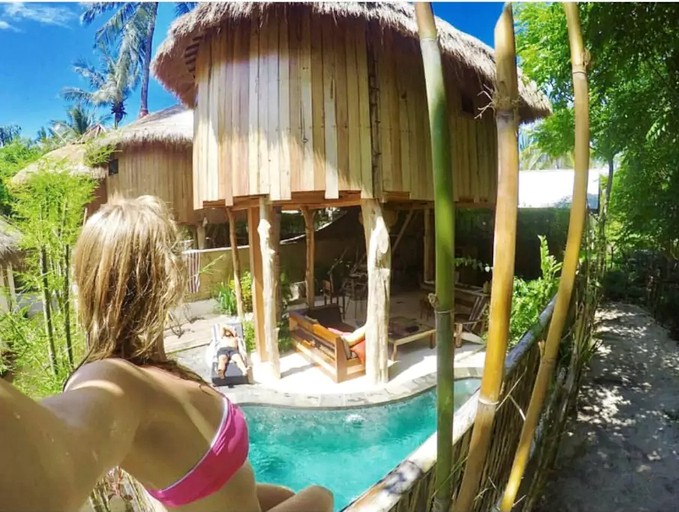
[[215, 271, 253, 315], [509, 236, 562, 346], [277, 319, 294, 354], [516, 2, 679, 259], [0, 140, 44, 215], [84, 139, 118, 168], [454, 256, 491, 273], [242, 320, 256, 354], [4, 167, 96, 397]]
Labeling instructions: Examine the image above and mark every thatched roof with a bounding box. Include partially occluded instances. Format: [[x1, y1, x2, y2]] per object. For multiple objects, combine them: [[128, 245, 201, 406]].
[[11, 144, 106, 186], [152, 2, 551, 122], [0, 217, 21, 263], [94, 105, 193, 150]]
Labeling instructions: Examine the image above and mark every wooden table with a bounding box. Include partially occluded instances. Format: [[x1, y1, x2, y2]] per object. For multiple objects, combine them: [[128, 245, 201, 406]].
[[388, 316, 436, 360]]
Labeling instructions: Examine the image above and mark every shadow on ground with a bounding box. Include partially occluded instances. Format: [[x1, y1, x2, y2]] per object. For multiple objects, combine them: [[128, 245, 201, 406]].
[[536, 302, 679, 512]]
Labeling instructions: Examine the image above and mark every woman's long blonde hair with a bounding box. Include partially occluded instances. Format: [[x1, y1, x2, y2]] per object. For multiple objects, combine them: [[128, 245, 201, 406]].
[[72, 195, 204, 383]]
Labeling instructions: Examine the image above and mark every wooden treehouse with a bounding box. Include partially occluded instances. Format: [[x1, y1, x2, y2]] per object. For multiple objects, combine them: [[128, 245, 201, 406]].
[[152, 1, 550, 383]]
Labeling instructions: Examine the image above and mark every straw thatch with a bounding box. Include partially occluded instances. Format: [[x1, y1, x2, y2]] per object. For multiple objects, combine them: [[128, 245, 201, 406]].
[[0, 217, 20, 263], [152, 1, 551, 121], [94, 105, 193, 150], [10, 144, 106, 186]]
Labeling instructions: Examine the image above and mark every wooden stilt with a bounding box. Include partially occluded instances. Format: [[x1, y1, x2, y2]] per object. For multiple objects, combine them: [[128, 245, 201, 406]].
[[302, 207, 316, 309], [391, 206, 415, 255], [196, 222, 207, 250], [257, 198, 281, 380], [361, 199, 391, 384], [247, 207, 267, 362], [272, 207, 282, 320], [424, 207, 434, 282], [227, 208, 245, 321]]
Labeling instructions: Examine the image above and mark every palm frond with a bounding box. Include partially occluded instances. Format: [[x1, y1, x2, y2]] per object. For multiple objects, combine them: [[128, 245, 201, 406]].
[[93, 2, 141, 48], [61, 87, 95, 106], [175, 2, 197, 16], [80, 2, 117, 25]]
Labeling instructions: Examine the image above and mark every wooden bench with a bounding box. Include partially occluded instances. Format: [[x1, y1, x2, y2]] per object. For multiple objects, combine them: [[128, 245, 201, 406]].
[[288, 304, 365, 383]]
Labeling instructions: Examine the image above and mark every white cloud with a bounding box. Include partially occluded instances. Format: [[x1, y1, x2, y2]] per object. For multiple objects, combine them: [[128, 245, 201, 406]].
[[0, 20, 16, 31], [2, 3, 77, 28]]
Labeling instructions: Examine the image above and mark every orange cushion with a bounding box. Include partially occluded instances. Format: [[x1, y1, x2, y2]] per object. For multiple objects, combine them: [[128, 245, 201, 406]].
[[352, 340, 366, 364]]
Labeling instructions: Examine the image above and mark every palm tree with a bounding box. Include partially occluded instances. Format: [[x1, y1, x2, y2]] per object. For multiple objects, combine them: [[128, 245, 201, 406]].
[[62, 42, 139, 128], [0, 125, 21, 147], [49, 104, 109, 144], [81, 2, 197, 118]]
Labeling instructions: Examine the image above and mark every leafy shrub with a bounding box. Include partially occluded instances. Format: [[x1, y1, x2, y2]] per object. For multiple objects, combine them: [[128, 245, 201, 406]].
[[509, 235, 562, 346], [215, 271, 253, 315], [242, 320, 256, 353]]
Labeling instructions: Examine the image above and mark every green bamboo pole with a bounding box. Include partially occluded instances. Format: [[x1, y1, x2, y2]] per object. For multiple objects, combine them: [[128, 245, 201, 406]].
[[455, 5, 521, 510], [414, 5, 455, 511], [500, 3, 590, 509]]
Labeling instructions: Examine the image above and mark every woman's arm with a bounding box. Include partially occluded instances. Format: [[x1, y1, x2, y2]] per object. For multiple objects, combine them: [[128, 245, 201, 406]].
[[0, 359, 148, 511]]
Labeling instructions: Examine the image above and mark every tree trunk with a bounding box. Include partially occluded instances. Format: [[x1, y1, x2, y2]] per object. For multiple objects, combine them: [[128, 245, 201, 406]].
[[257, 198, 280, 380], [302, 208, 316, 309], [360, 199, 391, 385], [457, 5, 521, 509], [196, 223, 207, 249], [227, 209, 245, 320], [138, 3, 158, 118], [501, 4, 590, 509], [40, 247, 58, 378]]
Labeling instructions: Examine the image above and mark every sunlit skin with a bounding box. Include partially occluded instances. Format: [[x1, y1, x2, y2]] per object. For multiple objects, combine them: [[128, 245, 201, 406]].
[[0, 196, 333, 512]]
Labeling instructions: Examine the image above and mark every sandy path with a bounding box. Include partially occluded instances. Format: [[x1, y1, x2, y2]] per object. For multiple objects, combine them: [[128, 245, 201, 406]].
[[536, 303, 679, 511]]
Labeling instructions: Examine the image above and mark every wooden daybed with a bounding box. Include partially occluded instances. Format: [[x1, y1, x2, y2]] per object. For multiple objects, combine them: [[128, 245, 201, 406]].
[[288, 304, 366, 383]]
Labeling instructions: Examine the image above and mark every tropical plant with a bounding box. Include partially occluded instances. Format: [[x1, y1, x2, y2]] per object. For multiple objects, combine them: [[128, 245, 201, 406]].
[[0, 125, 21, 147], [62, 41, 139, 127], [0, 139, 43, 215], [508, 236, 562, 345], [81, 2, 197, 118], [49, 103, 109, 144], [4, 167, 96, 396], [215, 271, 254, 316]]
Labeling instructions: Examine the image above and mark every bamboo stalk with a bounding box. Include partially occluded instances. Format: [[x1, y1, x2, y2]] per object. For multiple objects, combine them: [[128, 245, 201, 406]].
[[227, 208, 245, 321], [455, 5, 521, 510], [500, 4, 590, 509], [414, 5, 455, 511]]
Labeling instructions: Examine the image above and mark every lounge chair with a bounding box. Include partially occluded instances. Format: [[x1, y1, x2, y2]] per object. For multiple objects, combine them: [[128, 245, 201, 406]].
[[205, 321, 252, 387]]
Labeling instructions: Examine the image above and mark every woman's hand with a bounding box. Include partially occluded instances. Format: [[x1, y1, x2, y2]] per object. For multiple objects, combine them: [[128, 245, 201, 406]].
[[0, 359, 149, 511]]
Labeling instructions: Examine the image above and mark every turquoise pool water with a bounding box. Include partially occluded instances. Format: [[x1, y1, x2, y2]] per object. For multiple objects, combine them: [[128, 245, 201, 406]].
[[243, 378, 480, 511]]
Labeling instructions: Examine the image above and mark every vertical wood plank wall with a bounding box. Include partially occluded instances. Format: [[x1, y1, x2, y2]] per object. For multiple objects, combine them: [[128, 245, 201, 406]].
[[193, 10, 498, 207], [108, 146, 196, 224]]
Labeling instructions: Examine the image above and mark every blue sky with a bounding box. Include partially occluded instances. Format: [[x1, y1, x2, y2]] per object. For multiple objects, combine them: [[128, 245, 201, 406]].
[[0, 2, 503, 139]]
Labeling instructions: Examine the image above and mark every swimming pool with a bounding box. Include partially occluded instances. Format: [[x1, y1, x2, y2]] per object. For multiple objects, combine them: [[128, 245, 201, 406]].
[[243, 378, 480, 511]]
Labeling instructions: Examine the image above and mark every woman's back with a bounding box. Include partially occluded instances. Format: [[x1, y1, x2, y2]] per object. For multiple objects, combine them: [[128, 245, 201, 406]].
[[117, 364, 261, 512]]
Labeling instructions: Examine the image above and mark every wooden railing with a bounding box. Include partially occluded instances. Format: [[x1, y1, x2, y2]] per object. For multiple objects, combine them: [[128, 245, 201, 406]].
[[345, 297, 557, 512]]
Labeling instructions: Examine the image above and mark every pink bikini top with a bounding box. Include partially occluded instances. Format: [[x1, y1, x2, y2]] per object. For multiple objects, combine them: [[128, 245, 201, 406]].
[[147, 396, 250, 508]]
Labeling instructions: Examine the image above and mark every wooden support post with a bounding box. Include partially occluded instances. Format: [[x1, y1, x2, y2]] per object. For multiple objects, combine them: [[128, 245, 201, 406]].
[[257, 198, 281, 380], [361, 199, 391, 384], [226, 208, 245, 321], [196, 222, 207, 250], [302, 207, 316, 309], [272, 207, 282, 320], [423, 207, 434, 282], [247, 207, 267, 363]]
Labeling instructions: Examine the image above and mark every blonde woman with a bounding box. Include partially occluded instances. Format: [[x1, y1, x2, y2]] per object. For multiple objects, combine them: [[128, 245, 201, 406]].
[[0, 196, 333, 512]]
